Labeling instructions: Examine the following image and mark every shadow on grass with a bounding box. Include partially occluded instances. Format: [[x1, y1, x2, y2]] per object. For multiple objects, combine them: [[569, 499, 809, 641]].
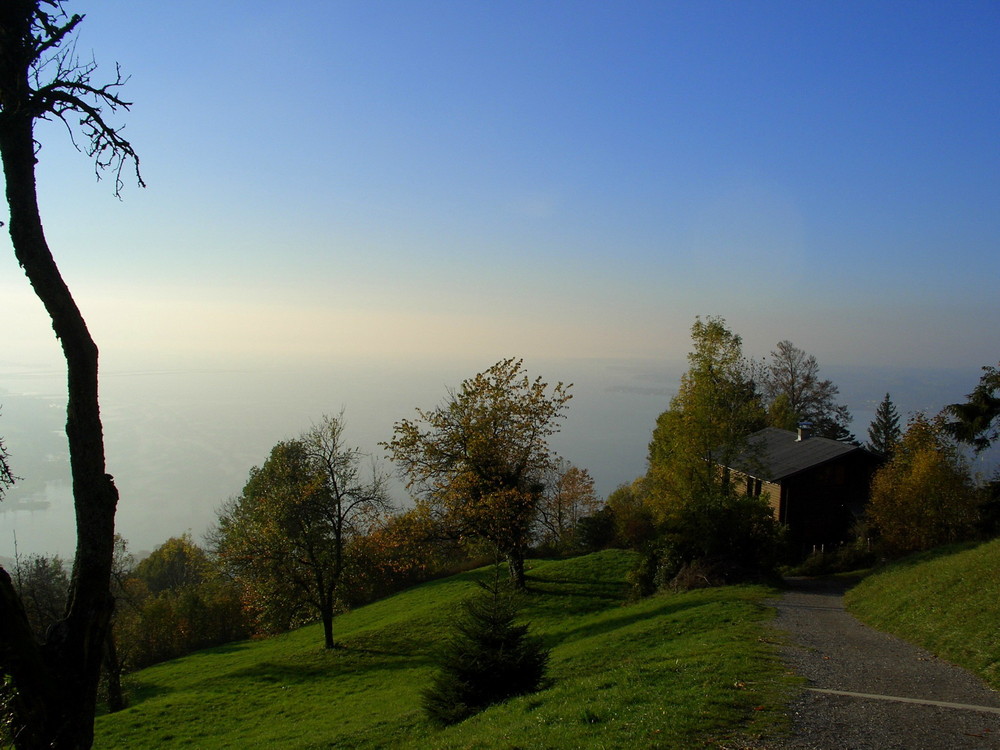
[[545, 597, 712, 645], [525, 572, 628, 603], [780, 576, 860, 598], [123, 679, 176, 706], [223, 647, 433, 686]]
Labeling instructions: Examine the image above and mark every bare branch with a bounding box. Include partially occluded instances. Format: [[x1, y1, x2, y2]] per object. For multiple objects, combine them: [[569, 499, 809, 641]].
[[1, 4, 145, 196]]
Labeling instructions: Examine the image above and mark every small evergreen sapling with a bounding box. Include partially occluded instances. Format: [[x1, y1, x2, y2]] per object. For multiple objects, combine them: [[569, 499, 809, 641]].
[[422, 573, 549, 725]]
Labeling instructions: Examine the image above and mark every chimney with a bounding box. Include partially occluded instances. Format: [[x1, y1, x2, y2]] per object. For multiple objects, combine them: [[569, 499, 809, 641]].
[[796, 422, 812, 442]]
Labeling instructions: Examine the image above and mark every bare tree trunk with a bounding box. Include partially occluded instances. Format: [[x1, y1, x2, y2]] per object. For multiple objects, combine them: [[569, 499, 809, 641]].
[[506, 551, 526, 590], [321, 608, 336, 650], [0, 102, 119, 750], [102, 629, 126, 713]]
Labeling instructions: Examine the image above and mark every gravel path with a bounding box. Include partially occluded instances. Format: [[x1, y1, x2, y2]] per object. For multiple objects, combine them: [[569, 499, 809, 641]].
[[751, 577, 1000, 749]]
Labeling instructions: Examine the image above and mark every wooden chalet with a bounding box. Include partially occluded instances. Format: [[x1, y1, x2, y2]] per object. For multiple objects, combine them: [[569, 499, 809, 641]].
[[722, 425, 881, 556]]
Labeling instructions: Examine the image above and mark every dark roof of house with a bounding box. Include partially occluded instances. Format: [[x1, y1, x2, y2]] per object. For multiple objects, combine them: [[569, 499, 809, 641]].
[[722, 427, 865, 482]]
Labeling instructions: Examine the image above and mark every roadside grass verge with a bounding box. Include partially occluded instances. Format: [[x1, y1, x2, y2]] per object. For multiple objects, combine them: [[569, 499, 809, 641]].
[[96, 550, 793, 748], [845, 538, 1000, 690]]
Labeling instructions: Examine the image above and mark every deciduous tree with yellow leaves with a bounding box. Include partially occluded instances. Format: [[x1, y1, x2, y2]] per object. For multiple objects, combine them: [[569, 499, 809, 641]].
[[385, 358, 572, 588], [868, 414, 980, 555]]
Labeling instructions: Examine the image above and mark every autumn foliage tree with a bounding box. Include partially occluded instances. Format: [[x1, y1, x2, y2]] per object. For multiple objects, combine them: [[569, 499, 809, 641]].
[[868, 414, 980, 556], [214, 413, 391, 648], [385, 358, 572, 589], [602, 479, 657, 550], [535, 460, 600, 553], [0, 3, 142, 746], [113, 535, 248, 673]]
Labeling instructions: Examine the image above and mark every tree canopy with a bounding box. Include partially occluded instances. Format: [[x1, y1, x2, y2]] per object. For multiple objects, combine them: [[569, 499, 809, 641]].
[[133, 534, 210, 595], [637, 318, 785, 587], [761, 340, 853, 441], [868, 414, 980, 555], [534, 460, 600, 553], [214, 413, 391, 648], [647, 316, 765, 515], [946, 363, 1000, 452], [384, 358, 572, 588]]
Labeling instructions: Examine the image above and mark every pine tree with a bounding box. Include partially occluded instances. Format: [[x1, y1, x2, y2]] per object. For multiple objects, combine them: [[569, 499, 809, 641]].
[[946, 363, 1000, 452], [867, 393, 901, 458], [422, 575, 549, 725]]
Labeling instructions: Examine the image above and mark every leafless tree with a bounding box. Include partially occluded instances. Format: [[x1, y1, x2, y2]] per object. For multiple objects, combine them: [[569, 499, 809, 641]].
[[0, 2, 141, 747], [761, 340, 853, 441]]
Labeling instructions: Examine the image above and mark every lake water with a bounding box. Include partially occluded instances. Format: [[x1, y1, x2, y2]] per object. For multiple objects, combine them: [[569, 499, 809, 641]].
[[0, 356, 992, 559]]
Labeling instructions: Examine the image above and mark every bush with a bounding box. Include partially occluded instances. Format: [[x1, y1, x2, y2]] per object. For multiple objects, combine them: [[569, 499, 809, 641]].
[[629, 489, 784, 595], [422, 576, 549, 725], [573, 506, 616, 553]]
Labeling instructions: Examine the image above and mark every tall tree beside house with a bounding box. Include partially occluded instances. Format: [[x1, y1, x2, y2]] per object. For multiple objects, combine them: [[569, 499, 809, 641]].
[[867, 393, 902, 458], [385, 358, 572, 589], [642, 318, 779, 587], [761, 340, 855, 442], [0, 4, 142, 747], [214, 414, 391, 649], [647, 316, 766, 518]]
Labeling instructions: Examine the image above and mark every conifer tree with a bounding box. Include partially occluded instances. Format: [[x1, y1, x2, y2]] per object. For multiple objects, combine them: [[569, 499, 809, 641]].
[[422, 573, 549, 725], [867, 393, 901, 458], [946, 363, 1000, 452]]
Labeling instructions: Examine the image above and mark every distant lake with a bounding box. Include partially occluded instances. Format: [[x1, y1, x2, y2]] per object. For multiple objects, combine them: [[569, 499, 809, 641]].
[[0, 356, 993, 559]]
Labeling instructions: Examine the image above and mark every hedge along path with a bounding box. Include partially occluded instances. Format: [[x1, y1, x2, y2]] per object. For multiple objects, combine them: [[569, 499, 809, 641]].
[[759, 577, 1000, 749]]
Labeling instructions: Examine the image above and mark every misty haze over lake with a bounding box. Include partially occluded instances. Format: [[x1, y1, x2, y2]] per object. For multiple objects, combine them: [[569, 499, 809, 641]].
[[1, 357, 996, 559]]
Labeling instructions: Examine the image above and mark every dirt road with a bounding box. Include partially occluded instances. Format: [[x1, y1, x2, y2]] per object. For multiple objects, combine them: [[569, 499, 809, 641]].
[[752, 577, 1000, 749]]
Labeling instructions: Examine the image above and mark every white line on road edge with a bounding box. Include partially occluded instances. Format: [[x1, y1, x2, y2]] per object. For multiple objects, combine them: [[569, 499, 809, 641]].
[[807, 688, 1000, 715]]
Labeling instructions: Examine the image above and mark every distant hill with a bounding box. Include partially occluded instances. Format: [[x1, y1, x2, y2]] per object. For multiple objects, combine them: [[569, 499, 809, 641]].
[[95, 550, 793, 749]]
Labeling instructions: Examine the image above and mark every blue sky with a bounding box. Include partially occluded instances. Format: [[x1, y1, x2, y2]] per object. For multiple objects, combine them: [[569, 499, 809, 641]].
[[1, 1, 999, 554], [4, 0, 998, 368]]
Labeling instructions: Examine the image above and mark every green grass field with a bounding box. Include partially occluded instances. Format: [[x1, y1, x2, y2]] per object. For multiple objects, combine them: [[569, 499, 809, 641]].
[[846, 537, 1000, 691], [95, 550, 793, 748]]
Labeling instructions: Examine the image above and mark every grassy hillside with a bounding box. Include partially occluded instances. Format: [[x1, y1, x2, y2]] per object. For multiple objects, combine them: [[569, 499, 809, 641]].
[[846, 538, 1000, 690], [95, 550, 792, 748]]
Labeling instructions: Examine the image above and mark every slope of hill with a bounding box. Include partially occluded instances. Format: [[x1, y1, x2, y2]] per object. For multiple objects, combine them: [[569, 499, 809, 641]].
[[845, 538, 1000, 691], [95, 550, 793, 748]]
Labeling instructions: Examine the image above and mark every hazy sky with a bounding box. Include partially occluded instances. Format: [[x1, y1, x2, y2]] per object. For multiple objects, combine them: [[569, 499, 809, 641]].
[[2, 1, 999, 556]]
